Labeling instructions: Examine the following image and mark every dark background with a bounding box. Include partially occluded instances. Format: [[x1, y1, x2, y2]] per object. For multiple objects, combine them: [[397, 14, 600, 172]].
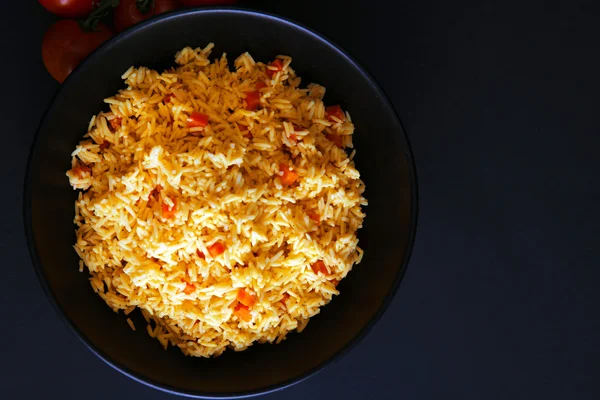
[[2, 0, 599, 399]]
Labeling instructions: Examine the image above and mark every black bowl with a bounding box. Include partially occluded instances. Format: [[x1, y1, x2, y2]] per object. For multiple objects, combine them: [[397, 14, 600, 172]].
[[24, 8, 417, 398]]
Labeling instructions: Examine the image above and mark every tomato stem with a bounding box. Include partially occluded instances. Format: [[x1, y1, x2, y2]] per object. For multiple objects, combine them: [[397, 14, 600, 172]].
[[79, 0, 121, 32], [137, 0, 155, 14]]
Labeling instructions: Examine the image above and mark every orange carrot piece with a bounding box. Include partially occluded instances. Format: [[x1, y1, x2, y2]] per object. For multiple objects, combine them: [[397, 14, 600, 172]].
[[207, 242, 225, 257], [161, 198, 177, 218], [279, 163, 298, 186], [237, 288, 257, 308], [234, 303, 251, 322], [311, 260, 329, 275], [183, 282, 195, 295]]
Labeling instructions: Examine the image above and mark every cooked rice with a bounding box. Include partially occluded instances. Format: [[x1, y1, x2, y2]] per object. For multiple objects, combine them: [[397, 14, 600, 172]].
[[126, 318, 136, 331], [66, 44, 367, 358]]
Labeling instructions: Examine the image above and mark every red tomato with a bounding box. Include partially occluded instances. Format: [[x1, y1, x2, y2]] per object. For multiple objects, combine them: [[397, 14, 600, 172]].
[[266, 59, 284, 78], [42, 20, 113, 83], [187, 111, 209, 127], [114, 0, 180, 32], [180, 0, 236, 6], [325, 104, 345, 121], [325, 133, 344, 148], [245, 91, 260, 111], [39, 0, 95, 18]]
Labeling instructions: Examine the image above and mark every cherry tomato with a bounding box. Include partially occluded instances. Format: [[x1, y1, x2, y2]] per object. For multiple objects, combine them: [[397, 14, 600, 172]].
[[39, 0, 96, 18], [114, 0, 180, 32], [42, 20, 113, 83], [179, 0, 237, 6]]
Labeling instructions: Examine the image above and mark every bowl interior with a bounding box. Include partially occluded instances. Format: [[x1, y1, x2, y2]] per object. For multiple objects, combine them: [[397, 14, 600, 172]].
[[26, 9, 416, 397]]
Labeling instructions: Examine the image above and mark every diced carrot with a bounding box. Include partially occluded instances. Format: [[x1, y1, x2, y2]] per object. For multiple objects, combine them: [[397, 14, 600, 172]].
[[183, 282, 195, 295], [245, 91, 260, 111], [325, 105, 345, 122], [207, 242, 225, 257], [237, 288, 257, 308], [196, 249, 205, 259], [256, 81, 267, 90], [326, 133, 344, 148], [109, 117, 122, 131], [311, 260, 329, 275], [161, 198, 177, 218], [100, 141, 110, 150], [234, 303, 251, 322], [279, 163, 298, 186], [307, 211, 321, 225], [187, 111, 209, 128], [266, 59, 284, 78], [163, 93, 174, 103]]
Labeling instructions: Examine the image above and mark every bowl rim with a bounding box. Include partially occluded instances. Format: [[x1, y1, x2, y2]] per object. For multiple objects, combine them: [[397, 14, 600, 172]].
[[23, 6, 419, 399]]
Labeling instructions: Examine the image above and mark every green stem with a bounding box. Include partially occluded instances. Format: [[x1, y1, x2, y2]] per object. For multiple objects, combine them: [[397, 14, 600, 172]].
[[79, 0, 121, 32]]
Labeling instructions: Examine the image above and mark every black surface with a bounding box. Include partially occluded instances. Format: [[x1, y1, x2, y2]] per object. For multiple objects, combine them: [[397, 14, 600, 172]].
[[2, 0, 600, 399], [25, 9, 416, 398]]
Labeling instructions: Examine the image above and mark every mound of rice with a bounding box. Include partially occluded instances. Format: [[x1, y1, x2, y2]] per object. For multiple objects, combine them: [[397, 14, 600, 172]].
[[66, 43, 367, 357]]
